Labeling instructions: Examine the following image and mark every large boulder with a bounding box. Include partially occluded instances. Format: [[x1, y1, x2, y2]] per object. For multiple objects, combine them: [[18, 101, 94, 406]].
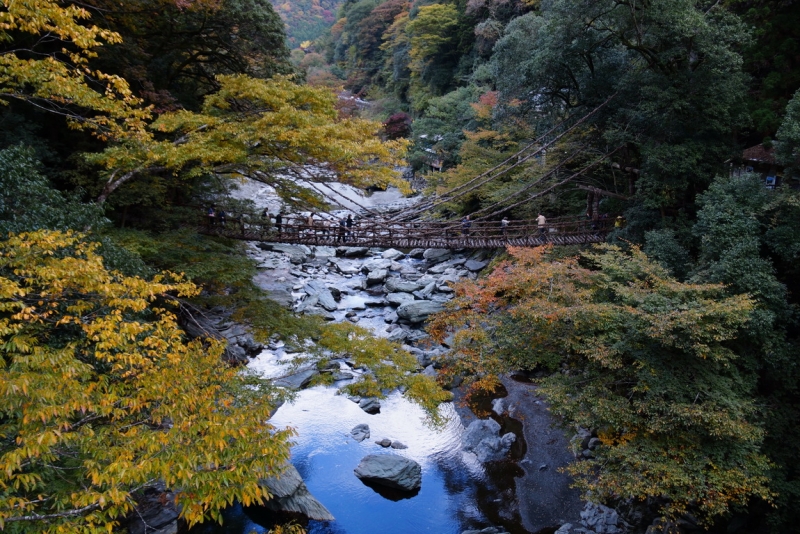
[[261, 243, 311, 264], [465, 259, 488, 272], [338, 246, 369, 257], [354, 454, 422, 492], [273, 369, 318, 390], [427, 262, 450, 274], [386, 292, 415, 306], [396, 301, 445, 323], [223, 343, 248, 365], [415, 281, 436, 299], [358, 397, 381, 414], [362, 258, 393, 273], [178, 308, 223, 340], [462, 419, 516, 463], [302, 280, 326, 295], [316, 289, 338, 312], [381, 248, 405, 260], [259, 463, 334, 521], [385, 278, 423, 293], [366, 269, 388, 286], [579, 502, 621, 534], [124, 485, 180, 534], [329, 259, 360, 275], [351, 424, 370, 442], [302, 281, 338, 311], [423, 248, 452, 264], [387, 328, 409, 342], [295, 294, 318, 313]]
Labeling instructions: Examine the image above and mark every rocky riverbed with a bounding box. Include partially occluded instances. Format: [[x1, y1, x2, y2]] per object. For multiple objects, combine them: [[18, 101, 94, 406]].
[[178, 182, 628, 534], [219, 239, 615, 534]]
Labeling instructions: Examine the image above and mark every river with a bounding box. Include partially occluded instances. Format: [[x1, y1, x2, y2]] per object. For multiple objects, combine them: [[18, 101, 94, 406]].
[[189, 182, 576, 534]]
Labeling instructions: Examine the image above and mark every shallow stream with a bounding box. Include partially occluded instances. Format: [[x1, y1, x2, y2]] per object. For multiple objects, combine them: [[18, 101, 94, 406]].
[[190, 184, 533, 534]]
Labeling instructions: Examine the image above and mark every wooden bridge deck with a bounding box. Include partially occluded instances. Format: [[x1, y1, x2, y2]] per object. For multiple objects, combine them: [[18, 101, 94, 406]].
[[200, 216, 612, 250]]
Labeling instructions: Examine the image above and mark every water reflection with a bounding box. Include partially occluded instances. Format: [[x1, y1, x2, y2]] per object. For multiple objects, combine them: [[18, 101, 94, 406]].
[[190, 385, 525, 534], [269, 388, 471, 534]]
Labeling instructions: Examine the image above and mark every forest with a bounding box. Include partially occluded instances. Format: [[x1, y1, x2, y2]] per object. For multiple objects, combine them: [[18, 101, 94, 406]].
[[1, 0, 799, 533]]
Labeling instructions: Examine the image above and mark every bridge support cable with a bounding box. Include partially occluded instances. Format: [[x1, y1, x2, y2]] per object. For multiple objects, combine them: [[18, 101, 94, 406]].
[[455, 144, 591, 219], [394, 93, 619, 220], [273, 161, 385, 218], [404, 93, 618, 213], [471, 147, 623, 221]]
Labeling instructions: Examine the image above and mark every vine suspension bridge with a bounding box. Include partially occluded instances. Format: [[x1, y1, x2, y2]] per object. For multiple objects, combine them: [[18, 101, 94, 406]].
[[199, 215, 613, 249]]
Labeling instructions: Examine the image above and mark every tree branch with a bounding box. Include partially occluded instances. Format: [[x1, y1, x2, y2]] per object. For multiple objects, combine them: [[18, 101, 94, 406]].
[[3, 503, 101, 523], [97, 167, 166, 203]]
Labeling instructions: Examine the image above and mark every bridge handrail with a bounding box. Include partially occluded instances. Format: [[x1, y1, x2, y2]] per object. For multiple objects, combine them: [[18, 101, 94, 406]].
[[199, 211, 613, 246]]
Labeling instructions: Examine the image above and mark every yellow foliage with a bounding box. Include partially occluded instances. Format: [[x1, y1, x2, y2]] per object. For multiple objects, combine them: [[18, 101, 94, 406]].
[[0, 231, 293, 532], [91, 75, 410, 201], [0, 0, 152, 140]]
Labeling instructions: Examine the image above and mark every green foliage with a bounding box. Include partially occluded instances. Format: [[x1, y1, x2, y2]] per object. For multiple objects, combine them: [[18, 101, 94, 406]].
[[491, 1, 750, 214], [0, 0, 152, 141], [316, 322, 452, 420], [409, 85, 480, 171], [0, 230, 293, 532], [643, 228, 691, 279], [690, 172, 800, 531], [727, 0, 800, 137], [430, 244, 773, 523], [0, 145, 151, 277], [0, 146, 105, 235], [270, 0, 342, 48], [106, 227, 316, 343], [334, 0, 408, 93], [775, 88, 800, 175], [692, 173, 789, 336]]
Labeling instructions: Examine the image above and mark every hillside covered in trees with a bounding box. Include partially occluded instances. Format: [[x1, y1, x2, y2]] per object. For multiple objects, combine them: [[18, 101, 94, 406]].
[[1, 0, 800, 533], [269, 0, 343, 48], [300, 0, 800, 532]]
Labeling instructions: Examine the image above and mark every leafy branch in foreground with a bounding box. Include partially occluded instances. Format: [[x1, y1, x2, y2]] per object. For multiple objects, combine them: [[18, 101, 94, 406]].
[[0, 0, 152, 141], [429, 244, 773, 523], [0, 230, 293, 533]]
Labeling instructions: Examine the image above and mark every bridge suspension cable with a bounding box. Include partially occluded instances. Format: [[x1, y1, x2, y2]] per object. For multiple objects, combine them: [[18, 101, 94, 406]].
[[468, 146, 623, 221], [393, 92, 619, 221], [470, 147, 623, 221]]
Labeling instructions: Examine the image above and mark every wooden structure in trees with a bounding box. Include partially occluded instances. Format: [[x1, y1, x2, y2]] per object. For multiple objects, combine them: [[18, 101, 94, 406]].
[[199, 215, 613, 249]]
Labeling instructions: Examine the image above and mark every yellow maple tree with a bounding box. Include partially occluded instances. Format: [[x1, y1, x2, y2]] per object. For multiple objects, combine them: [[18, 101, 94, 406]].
[[0, 231, 294, 532]]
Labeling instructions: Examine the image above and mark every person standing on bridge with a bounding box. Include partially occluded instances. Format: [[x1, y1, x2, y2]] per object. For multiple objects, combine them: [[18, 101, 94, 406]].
[[337, 217, 346, 243], [346, 214, 353, 241], [461, 215, 472, 236], [501, 217, 509, 239], [537, 212, 546, 239], [274, 212, 283, 236], [306, 212, 315, 237]]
